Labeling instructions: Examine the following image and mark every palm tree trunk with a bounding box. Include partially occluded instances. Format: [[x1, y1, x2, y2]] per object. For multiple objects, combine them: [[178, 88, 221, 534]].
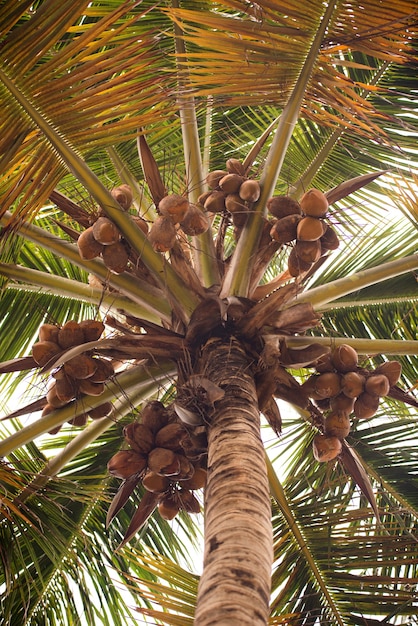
[[194, 337, 273, 626]]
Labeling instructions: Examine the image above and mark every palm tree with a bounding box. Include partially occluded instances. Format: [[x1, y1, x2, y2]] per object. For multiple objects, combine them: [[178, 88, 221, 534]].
[[0, 1, 417, 624]]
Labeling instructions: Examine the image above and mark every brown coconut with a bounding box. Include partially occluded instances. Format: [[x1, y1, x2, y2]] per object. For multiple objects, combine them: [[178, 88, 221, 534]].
[[365, 374, 390, 397], [239, 179, 261, 203], [89, 358, 114, 383], [102, 241, 130, 274], [312, 433, 342, 462], [267, 196, 302, 219], [78, 319, 105, 342], [132, 215, 149, 235], [294, 239, 321, 264], [219, 173, 245, 194], [324, 411, 351, 439], [58, 320, 85, 349], [77, 226, 104, 260], [320, 224, 340, 251], [270, 214, 302, 244], [63, 354, 98, 380], [331, 344, 358, 372], [155, 422, 187, 452], [314, 372, 342, 398], [373, 361, 402, 387], [141, 401, 170, 434], [204, 190, 227, 213], [78, 379, 105, 396], [123, 422, 155, 456], [88, 402, 113, 419], [206, 169, 228, 189], [178, 488, 201, 514], [107, 450, 147, 479], [39, 323, 60, 344], [158, 194, 189, 224], [226, 158, 246, 176], [148, 216, 177, 252], [300, 188, 328, 218], [297, 216, 327, 241], [32, 341, 61, 367], [181, 467, 207, 490], [92, 216, 121, 245], [330, 392, 355, 414], [341, 371, 365, 398], [354, 392, 380, 419], [180, 203, 209, 236], [148, 448, 181, 476], [142, 471, 170, 494], [111, 184, 133, 210], [158, 496, 180, 520]]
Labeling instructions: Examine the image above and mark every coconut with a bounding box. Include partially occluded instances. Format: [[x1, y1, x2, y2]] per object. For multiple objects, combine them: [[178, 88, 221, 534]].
[[300, 188, 328, 217], [123, 422, 155, 456], [46, 382, 69, 408], [63, 354, 98, 380], [294, 239, 321, 264], [324, 411, 351, 439], [219, 173, 245, 194], [69, 414, 88, 427], [88, 402, 113, 419], [312, 433, 342, 462], [155, 422, 187, 452], [314, 372, 342, 398], [341, 371, 365, 398], [78, 379, 105, 396], [54, 370, 78, 403], [239, 179, 261, 203], [226, 158, 246, 176], [158, 496, 180, 520], [58, 320, 85, 349], [32, 341, 61, 367], [373, 361, 402, 387], [77, 226, 104, 260], [92, 216, 121, 245], [180, 203, 209, 236], [204, 190, 227, 213], [365, 374, 390, 397], [225, 193, 247, 215], [297, 216, 326, 241], [142, 471, 171, 493], [178, 488, 201, 514], [270, 214, 302, 244], [287, 245, 312, 277], [107, 450, 147, 479], [148, 216, 177, 252], [111, 184, 133, 210], [159, 194, 189, 224], [267, 196, 302, 219], [89, 358, 114, 382], [330, 392, 355, 414], [148, 447, 181, 476], [354, 392, 380, 419], [314, 352, 334, 373], [102, 241, 130, 273], [206, 169, 228, 189], [39, 323, 60, 344], [141, 401, 170, 434], [132, 215, 149, 234], [331, 344, 358, 372], [181, 467, 207, 490], [78, 319, 105, 342], [320, 224, 340, 251]]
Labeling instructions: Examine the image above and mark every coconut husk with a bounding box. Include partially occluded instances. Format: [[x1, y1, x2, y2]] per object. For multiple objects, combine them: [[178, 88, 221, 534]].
[[267, 195, 301, 219], [77, 226, 104, 260]]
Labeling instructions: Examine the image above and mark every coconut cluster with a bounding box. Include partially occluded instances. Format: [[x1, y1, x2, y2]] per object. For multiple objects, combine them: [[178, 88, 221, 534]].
[[200, 158, 261, 239], [268, 188, 339, 276], [148, 194, 209, 253], [32, 320, 114, 431], [107, 401, 207, 520], [302, 344, 402, 462], [77, 184, 149, 273]]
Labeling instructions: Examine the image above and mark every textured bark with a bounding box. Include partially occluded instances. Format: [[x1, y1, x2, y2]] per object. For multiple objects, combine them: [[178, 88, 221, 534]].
[[194, 337, 273, 626]]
